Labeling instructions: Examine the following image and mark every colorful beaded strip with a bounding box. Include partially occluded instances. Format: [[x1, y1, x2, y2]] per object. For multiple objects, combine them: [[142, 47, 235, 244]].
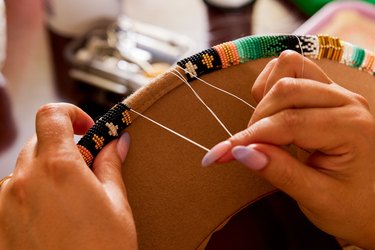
[[77, 35, 375, 167], [77, 102, 132, 166], [177, 35, 375, 80]]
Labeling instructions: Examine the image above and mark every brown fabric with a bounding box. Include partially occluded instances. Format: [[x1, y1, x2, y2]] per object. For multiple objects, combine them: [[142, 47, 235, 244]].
[[121, 58, 375, 249], [205, 192, 341, 249]]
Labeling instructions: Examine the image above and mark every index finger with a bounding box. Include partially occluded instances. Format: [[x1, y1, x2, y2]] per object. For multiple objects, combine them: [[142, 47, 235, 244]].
[[35, 103, 94, 154], [252, 50, 332, 103], [217, 106, 354, 164]]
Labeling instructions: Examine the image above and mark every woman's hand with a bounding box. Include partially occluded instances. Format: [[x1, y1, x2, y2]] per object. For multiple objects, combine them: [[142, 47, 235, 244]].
[[202, 51, 375, 249], [0, 103, 137, 250]]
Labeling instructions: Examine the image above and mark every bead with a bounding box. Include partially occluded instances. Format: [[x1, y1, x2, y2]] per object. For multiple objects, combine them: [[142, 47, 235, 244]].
[[185, 61, 198, 77], [106, 122, 119, 137], [93, 134, 105, 150], [122, 110, 132, 125], [178, 34, 375, 79], [77, 102, 131, 167], [177, 48, 221, 80], [202, 53, 214, 69], [77, 145, 94, 166]]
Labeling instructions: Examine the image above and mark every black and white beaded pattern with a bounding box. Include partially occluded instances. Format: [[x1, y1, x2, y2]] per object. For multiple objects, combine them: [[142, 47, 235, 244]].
[[297, 35, 319, 59]]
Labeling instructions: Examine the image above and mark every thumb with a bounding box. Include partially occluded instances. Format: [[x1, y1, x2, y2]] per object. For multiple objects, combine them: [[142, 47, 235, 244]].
[[232, 144, 331, 208], [92, 133, 130, 200]]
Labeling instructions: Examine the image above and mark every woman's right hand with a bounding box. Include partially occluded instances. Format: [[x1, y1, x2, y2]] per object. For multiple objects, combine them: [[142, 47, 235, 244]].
[[204, 51, 375, 249]]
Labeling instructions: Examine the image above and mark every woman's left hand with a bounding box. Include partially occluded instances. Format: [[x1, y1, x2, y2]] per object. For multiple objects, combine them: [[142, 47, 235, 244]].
[[0, 103, 137, 250]]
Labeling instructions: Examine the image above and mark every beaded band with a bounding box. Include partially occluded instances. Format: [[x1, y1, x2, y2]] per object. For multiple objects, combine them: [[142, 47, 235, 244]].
[[177, 35, 375, 80], [77, 102, 132, 166], [78, 35, 375, 167]]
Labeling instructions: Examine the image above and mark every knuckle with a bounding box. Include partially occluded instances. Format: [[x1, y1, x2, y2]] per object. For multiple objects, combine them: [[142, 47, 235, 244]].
[[278, 50, 300, 66], [36, 103, 62, 119], [41, 152, 78, 182], [251, 84, 262, 101], [351, 110, 375, 136], [273, 77, 300, 98], [280, 109, 301, 130], [268, 58, 279, 67], [7, 174, 30, 204], [230, 127, 256, 145], [251, 58, 279, 99], [352, 93, 370, 110]]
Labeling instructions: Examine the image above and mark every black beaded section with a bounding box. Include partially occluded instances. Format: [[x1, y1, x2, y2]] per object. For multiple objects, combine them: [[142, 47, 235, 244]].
[[299, 35, 318, 55], [282, 35, 301, 53], [264, 35, 301, 56], [77, 103, 131, 166], [177, 48, 221, 80]]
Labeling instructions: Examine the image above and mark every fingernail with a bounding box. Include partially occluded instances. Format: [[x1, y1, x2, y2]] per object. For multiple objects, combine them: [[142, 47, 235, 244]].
[[201, 141, 232, 167], [117, 133, 130, 162], [232, 146, 268, 171]]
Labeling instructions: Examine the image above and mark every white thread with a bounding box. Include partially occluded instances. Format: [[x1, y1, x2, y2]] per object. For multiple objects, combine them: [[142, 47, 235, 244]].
[[176, 65, 256, 110], [139, 37, 305, 153], [170, 69, 233, 137], [130, 38, 306, 153], [294, 36, 315, 155], [295, 35, 305, 78], [131, 109, 210, 152]]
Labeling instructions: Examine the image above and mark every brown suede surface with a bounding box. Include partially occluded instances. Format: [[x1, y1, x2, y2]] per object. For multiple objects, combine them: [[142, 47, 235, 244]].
[[121, 57, 375, 249]]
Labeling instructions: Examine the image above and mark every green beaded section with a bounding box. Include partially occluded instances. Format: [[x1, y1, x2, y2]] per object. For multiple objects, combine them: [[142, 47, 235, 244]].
[[353, 47, 365, 68], [233, 35, 291, 63]]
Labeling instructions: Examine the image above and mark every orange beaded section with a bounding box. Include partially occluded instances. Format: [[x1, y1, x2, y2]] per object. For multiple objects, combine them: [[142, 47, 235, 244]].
[[227, 41, 240, 65], [362, 51, 375, 73], [77, 145, 94, 166], [122, 110, 132, 125], [222, 44, 234, 66], [213, 42, 240, 69], [214, 44, 227, 68], [92, 134, 105, 150], [201, 53, 214, 69], [368, 53, 375, 72]]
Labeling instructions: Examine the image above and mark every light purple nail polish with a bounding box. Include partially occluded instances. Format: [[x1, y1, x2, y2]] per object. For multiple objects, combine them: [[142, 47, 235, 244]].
[[201, 141, 232, 167], [117, 133, 130, 162], [232, 146, 268, 171]]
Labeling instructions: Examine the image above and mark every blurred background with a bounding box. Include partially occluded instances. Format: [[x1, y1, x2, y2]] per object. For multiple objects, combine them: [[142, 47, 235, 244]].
[[1, 0, 375, 175]]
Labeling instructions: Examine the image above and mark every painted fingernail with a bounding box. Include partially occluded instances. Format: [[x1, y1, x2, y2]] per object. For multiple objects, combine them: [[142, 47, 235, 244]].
[[232, 146, 268, 171], [117, 133, 131, 163], [201, 141, 232, 167]]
